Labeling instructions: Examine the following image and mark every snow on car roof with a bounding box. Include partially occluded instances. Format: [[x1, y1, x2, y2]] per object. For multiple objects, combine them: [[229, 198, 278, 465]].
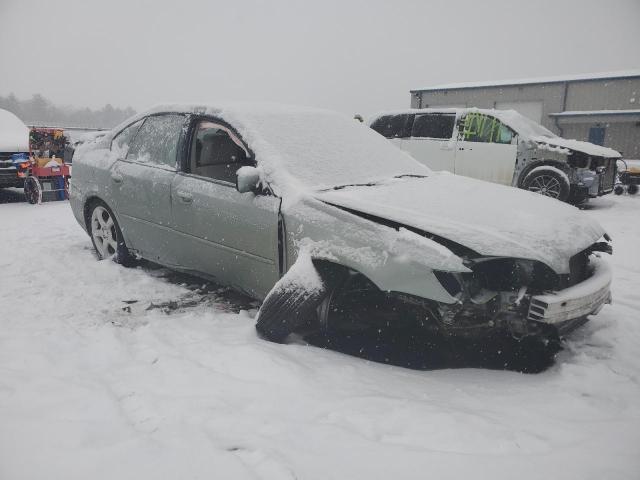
[[116, 103, 430, 198], [411, 69, 640, 92]]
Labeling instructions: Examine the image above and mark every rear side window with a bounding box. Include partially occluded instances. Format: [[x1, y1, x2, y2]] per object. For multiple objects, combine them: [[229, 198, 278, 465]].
[[411, 114, 455, 139], [111, 119, 143, 157], [127, 114, 185, 168], [370, 115, 410, 138], [461, 113, 515, 144]]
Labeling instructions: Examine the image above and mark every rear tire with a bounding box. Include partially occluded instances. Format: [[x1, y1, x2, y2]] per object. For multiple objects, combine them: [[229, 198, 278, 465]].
[[522, 168, 570, 202], [24, 177, 42, 204], [628, 184, 639, 195], [87, 200, 134, 266], [614, 185, 625, 195]]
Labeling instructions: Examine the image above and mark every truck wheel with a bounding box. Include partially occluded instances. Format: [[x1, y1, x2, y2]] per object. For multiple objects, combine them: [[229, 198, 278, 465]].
[[614, 185, 625, 195], [628, 184, 639, 195], [522, 168, 570, 202], [24, 177, 42, 204], [87, 200, 134, 266]]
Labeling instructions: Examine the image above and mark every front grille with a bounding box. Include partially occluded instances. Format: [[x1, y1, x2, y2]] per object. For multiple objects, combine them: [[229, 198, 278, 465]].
[[601, 159, 616, 191], [591, 157, 616, 192], [0, 152, 23, 161], [527, 298, 548, 321]]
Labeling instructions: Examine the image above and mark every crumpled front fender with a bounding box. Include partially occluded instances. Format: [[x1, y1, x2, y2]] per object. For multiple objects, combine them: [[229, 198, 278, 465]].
[[282, 197, 467, 304]]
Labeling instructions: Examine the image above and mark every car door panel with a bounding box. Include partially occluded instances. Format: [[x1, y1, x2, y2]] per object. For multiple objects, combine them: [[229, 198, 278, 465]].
[[171, 173, 281, 299], [454, 142, 517, 185], [108, 114, 185, 264], [110, 160, 178, 264], [454, 113, 517, 185], [399, 113, 457, 173], [401, 138, 456, 172]]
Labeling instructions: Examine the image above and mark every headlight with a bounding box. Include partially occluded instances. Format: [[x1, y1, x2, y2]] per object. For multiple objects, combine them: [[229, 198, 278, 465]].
[[467, 258, 558, 293]]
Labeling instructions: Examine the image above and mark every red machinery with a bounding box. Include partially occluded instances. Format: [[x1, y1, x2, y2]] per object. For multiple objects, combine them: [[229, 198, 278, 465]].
[[24, 127, 71, 204]]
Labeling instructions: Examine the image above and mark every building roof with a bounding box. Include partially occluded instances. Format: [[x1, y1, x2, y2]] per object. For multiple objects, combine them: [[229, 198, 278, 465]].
[[411, 69, 640, 93], [548, 109, 640, 117]]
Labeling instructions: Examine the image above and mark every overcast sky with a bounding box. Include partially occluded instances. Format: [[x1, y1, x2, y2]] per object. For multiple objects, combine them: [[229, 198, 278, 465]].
[[1, 0, 639, 117]]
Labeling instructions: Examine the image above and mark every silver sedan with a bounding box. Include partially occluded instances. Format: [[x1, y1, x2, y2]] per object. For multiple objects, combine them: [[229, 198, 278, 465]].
[[70, 103, 612, 350]]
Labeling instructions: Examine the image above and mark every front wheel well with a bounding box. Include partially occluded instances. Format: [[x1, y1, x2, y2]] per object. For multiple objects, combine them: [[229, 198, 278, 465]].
[[517, 160, 570, 187]]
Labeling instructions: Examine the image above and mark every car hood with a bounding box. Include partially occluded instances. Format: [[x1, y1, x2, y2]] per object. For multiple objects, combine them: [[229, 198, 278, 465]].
[[313, 173, 605, 274], [531, 135, 621, 158]]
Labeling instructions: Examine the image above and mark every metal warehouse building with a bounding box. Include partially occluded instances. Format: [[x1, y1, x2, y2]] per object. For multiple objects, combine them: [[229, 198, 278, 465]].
[[410, 70, 640, 159]]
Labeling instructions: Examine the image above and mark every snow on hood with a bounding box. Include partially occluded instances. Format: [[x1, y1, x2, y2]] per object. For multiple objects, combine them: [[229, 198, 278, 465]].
[[0, 108, 29, 152], [314, 173, 605, 274], [530, 135, 621, 158]]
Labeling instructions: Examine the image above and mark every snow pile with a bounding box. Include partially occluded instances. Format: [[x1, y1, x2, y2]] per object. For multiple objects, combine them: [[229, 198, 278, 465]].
[[0, 198, 640, 479]]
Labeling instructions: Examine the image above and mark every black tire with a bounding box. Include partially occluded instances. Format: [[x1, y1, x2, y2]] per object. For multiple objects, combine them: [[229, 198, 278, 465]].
[[255, 262, 348, 343], [628, 184, 639, 195], [86, 200, 135, 266], [522, 168, 571, 202], [24, 177, 42, 204], [614, 185, 625, 195], [256, 282, 328, 343]]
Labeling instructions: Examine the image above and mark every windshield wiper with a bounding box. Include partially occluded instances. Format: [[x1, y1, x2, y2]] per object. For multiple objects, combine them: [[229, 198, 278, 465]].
[[326, 175, 428, 192], [393, 174, 428, 179], [328, 181, 380, 191]]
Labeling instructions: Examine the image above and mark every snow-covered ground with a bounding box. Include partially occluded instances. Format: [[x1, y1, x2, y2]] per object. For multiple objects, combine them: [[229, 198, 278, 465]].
[[1, 195, 639, 479]]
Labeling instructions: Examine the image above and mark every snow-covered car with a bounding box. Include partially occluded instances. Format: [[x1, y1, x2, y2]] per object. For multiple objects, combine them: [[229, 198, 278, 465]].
[[369, 108, 620, 204], [0, 108, 30, 188], [69, 103, 613, 351]]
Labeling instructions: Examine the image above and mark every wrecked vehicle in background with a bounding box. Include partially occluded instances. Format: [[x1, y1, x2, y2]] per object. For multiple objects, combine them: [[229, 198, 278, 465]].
[[369, 108, 620, 204], [69, 103, 613, 356]]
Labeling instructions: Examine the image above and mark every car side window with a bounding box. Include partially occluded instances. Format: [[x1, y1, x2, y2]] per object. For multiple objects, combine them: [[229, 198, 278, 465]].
[[111, 119, 143, 157], [411, 113, 455, 139], [189, 120, 251, 184], [370, 114, 410, 139], [126, 114, 185, 168], [460, 113, 515, 144]]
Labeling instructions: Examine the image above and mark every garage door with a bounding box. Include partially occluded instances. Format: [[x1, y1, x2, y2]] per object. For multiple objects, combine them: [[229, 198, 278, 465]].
[[495, 101, 543, 124]]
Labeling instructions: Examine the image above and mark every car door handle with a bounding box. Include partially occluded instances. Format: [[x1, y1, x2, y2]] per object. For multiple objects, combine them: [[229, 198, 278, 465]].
[[111, 172, 123, 183], [176, 190, 193, 203]]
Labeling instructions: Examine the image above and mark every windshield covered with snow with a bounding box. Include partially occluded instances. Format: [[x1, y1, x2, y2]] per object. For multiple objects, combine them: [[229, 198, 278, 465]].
[[223, 106, 430, 192], [494, 110, 557, 139]]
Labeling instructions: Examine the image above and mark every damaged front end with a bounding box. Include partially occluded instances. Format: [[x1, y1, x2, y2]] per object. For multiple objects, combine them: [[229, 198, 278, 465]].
[[428, 241, 613, 342]]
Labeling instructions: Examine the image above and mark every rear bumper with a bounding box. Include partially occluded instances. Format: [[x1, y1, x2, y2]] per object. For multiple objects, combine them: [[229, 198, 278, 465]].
[[527, 258, 612, 324]]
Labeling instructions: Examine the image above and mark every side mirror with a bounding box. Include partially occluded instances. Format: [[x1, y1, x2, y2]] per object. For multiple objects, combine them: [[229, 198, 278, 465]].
[[236, 166, 261, 193]]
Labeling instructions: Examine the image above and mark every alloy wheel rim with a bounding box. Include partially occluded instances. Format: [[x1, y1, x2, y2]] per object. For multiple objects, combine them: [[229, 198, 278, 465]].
[[528, 175, 561, 198], [91, 206, 117, 258]]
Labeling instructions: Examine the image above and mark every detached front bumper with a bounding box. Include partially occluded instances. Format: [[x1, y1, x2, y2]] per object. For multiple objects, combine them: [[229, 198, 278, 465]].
[[527, 258, 612, 325]]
